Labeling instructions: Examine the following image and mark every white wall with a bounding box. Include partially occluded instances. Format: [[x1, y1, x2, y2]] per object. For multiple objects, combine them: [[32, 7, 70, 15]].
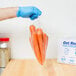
[[0, 0, 76, 59]]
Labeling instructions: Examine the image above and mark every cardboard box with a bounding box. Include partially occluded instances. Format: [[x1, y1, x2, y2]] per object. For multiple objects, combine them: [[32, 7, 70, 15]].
[[57, 38, 76, 65]]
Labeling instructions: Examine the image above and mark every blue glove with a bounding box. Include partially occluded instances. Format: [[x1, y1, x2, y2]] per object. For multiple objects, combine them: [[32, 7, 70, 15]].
[[17, 6, 42, 20]]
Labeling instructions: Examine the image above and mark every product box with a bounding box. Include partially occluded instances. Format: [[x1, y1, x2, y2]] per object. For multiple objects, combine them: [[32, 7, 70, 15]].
[[57, 38, 76, 65]]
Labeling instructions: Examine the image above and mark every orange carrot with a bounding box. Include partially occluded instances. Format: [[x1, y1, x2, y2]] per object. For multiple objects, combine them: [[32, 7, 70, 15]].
[[32, 32, 42, 64], [36, 28, 44, 64], [43, 33, 48, 52], [29, 25, 36, 36], [29, 25, 42, 64], [43, 33, 48, 62], [29, 25, 36, 49]]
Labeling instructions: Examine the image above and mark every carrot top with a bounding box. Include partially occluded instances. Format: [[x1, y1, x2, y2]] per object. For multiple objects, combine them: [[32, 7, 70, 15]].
[[29, 25, 36, 35]]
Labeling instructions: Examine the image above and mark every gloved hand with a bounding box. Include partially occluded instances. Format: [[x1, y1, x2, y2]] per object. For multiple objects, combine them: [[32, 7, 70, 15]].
[[16, 6, 42, 20]]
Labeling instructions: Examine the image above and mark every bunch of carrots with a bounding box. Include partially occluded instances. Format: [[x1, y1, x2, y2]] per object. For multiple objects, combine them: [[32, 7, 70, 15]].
[[29, 25, 48, 65]]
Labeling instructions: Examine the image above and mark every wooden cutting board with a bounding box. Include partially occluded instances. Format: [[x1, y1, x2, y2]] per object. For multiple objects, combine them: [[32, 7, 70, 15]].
[[1, 59, 76, 76]]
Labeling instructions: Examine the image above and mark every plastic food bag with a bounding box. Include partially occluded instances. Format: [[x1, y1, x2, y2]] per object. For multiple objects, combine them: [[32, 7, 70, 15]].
[[29, 20, 48, 65]]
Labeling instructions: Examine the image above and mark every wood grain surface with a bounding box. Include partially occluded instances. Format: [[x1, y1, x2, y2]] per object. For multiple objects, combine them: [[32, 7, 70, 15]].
[[1, 59, 76, 76]]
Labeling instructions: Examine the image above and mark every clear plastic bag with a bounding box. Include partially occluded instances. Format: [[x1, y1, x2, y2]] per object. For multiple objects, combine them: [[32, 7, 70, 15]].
[[29, 19, 48, 65]]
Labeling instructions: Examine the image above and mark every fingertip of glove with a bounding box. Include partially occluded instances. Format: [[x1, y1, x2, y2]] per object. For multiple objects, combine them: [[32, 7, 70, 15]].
[[30, 17, 38, 20], [38, 10, 42, 16], [30, 18, 35, 20], [33, 7, 42, 16]]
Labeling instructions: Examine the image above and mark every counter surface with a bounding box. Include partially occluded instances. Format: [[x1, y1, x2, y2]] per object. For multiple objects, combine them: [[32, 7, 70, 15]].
[[1, 59, 76, 76]]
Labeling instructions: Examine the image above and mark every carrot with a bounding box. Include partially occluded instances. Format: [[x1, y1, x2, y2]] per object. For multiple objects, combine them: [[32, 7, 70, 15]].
[[29, 25, 36, 35], [29, 25, 42, 65], [43, 33, 48, 52], [36, 28, 44, 64], [43, 33, 48, 62], [32, 32, 42, 64], [29, 25, 36, 49]]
